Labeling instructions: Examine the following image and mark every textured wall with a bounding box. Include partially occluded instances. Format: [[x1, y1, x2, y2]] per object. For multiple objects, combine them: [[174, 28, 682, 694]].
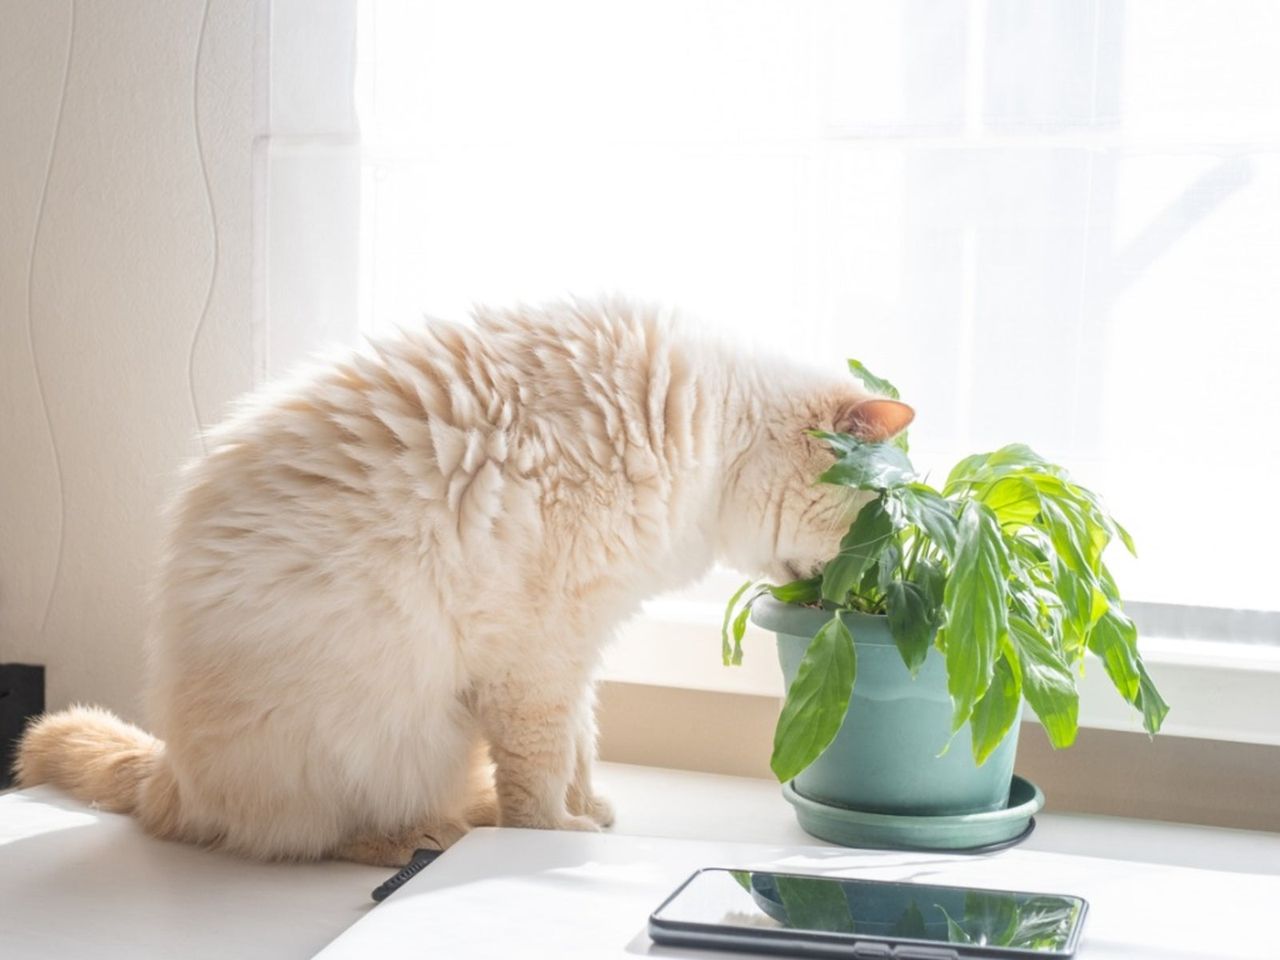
[[0, 0, 257, 721]]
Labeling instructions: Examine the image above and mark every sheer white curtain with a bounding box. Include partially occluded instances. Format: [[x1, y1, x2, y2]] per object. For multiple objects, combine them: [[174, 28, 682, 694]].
[[355, 1, 1280, 629]]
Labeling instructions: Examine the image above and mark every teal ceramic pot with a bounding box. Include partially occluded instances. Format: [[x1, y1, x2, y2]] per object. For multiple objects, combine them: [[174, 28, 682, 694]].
[[752, 596, 1020, 817]]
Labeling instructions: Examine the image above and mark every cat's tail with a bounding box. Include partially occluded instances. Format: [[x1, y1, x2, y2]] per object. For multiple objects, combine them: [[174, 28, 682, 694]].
[[14, 706, 182, 836]]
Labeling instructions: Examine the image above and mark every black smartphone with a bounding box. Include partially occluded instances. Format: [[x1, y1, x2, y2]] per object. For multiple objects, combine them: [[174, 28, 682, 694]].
[[649, 867, 1087, 959]]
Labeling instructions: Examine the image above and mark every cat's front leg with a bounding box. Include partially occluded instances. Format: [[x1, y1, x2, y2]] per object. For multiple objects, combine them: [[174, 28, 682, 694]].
[[477, 675, 600, 832], [566, 686, 615, 827]]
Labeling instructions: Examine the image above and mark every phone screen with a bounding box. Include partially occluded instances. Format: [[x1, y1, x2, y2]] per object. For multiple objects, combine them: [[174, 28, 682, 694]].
[[651, 868, 1086, 957]]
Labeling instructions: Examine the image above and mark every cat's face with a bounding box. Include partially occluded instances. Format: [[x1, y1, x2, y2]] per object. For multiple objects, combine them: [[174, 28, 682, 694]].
[[719, 388, 914, 583]]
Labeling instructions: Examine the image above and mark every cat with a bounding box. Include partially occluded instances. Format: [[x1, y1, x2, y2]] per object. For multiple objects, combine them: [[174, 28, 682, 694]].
[[15, 298, 912, 866]]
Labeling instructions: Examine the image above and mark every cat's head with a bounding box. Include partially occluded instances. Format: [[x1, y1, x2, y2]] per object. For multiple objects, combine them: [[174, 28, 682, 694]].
[[718, 385, 914, 584]]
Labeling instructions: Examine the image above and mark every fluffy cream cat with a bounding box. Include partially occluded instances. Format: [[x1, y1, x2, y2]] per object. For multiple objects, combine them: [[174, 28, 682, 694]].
[[16, 299, 912, 866]]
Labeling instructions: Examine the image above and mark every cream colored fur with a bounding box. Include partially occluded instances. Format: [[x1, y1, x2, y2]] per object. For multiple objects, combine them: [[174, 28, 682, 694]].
[[16, 299, 911, 866]]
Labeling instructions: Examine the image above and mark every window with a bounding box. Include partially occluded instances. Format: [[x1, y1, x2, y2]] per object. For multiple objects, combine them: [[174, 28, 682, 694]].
[[354, 2, 1280, 652]]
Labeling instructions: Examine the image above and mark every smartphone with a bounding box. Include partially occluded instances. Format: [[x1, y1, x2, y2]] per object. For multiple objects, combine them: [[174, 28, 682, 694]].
[[649, 867, 1087, 959]]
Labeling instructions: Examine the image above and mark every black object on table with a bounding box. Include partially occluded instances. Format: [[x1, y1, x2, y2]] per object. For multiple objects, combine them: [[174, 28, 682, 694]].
[[371, 848, 443, 902]]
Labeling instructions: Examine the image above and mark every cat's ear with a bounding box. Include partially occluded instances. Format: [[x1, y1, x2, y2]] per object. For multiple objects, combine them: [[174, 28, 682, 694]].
[[835, 397, 915, 442]]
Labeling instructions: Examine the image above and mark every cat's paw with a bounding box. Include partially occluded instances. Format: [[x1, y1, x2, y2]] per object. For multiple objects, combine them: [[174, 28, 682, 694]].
[[560, 814, 603, 833], [583, 794, 615, 828], [498, 806, 601, 833], [333, 818, 468, 867]]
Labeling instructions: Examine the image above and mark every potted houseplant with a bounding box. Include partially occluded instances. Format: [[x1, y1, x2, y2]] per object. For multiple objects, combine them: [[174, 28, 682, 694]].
[[723, 361, 1168, 849]]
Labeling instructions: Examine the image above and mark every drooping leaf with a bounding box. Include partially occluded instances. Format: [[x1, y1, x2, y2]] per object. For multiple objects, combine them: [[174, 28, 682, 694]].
[[1009, 615, 1079, 749], [1136, 659, 1170, 735], [892, 483, 959, 559], [1114, 520, 1138, 557], [818, 442, 915, 491], [1088, 604, 1169, 735], [730, 602, 753, 666], [846, 358, 900, 399], [821, 495, 896, 603], [722, 579, 755, 666], [1087, 606, 1141, 703], [969, 655, 1022, 765], [775, 875, 855, 933], [769, 577, 822, 606], [941, 501, 1009, 730], [771, 616, 857, 782], [885, 579, 936, 676]]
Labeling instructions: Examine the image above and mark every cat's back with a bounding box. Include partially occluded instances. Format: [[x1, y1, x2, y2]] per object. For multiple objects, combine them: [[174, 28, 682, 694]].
[[164, 302, 695, 590]]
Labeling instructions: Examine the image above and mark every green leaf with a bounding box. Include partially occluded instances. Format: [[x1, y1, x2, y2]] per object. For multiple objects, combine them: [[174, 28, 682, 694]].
[[981, 475, 1041, 529], [775, 875, 855, 933], [943, 444, 1060, 493], [1097, 561, 1121, 603], [911, 558, 947, 614], [769, 577, 822, 606], [1037, 497, 1092, 576], [1009, 615, 1079, 749], [808, 429, 861, 457], [876, 541, 904, 594], [1052, 552, 1092, 651], [943, 452, 993, 492], [846, 358, 900, 399], [1089, 584, 1109, 626], [1136, 659, 1170, 735], [969, 655, 1021, 765], [818, 442, 915, 491], [1087, 607, 1141, 703], [892, 483, 959, 559], [771, 616, 857, 782], [845, 359, 907, 452], [730, 602, 752, 666], [1087, 605, 1169, 734], [821, 495, 896, 603], [885, 579, 936, 676], [1029, 476, 1112, 571], [722, 580, 755, 666], [1115, 520, 1138, 557], [940, 501, 1009, 730]]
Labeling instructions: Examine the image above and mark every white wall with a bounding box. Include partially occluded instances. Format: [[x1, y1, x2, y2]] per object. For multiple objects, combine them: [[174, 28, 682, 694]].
[[1, 0, 257, 721]]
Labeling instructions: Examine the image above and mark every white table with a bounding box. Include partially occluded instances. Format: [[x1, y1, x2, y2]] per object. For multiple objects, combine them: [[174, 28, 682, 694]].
[[3, 762, 1279, 958]]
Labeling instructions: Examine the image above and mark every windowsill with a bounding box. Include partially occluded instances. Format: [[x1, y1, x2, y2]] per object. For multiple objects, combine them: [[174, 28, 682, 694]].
[[594, 761, 1280, 875], [602, 600, 1280, 747]]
